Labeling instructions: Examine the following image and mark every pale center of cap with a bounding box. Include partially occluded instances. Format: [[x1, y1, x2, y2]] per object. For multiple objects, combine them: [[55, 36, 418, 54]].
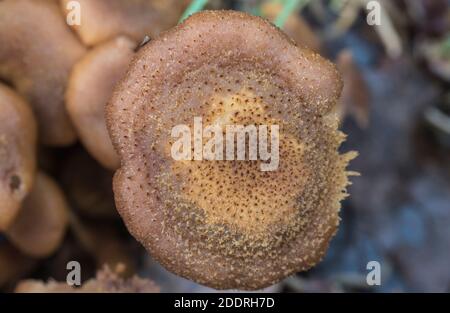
[[172, 90, 309, 235]]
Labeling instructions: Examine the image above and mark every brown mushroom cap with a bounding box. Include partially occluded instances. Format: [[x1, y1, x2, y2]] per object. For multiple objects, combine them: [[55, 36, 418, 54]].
[[60, 0, 188, 46], [107, 11, 355, 290], [66, 37, 136, 170], [6, 172, 69, 258], [0, 0, 86, 146], [0, 83, 37, 231]]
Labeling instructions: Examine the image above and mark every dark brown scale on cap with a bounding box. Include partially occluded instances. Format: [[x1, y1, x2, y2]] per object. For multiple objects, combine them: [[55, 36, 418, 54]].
[[107, 11, 357, 290], [0, 0, 86, 146], [0, 83, 37, 231]]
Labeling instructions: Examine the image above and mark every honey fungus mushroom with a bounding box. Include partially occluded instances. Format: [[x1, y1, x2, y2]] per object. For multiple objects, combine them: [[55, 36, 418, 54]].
[[0, 0, 86, 146], [60, 0, 188, 46], [0, 83, 37, 231], [5, 172, 69, 258], [107, 11, 356, 290], [66, 37, 137, 170]]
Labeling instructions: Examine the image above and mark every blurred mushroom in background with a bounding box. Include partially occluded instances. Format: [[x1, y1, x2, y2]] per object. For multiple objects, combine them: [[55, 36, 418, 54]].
[[66, 36, 137, 170], [0, 83, 37, 231], [60, 0, 190, 46], [5, 172, 69, 258], [0, 0, 86, 146]]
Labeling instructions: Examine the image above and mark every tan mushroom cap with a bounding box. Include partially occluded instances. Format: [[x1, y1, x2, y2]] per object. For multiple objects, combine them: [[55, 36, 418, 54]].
[[0, 0, 86, 146], [0, 83, 37, 231], [60, 0, 188, 46], [107, 11, 356, 290], [6, 172, 69, 258], [66, 37, 136, 170]]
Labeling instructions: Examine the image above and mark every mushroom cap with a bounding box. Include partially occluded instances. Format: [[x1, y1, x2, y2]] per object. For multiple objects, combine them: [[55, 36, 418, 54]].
[[0, 0, 86, 146], [107, 11, 355, 290], [6, 172, 69, 258], [66, 36, 136, 170], [60, 0, 188, 46], [0, 83, 37, 231]]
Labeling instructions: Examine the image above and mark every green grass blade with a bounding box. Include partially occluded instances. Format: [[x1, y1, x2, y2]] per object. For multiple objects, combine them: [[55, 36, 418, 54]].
[[274, 0, 310, 28], [179, 0, 209, 23]]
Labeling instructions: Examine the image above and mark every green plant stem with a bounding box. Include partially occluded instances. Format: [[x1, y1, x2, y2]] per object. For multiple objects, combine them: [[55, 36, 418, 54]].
[[179, 0, 209, 23], [441, 34, 450, 58], [274, 0, 310, 28]]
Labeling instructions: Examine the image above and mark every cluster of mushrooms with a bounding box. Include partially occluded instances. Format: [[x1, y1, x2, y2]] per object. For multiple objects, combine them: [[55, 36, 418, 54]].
[[1, 0, 356, 291], [0, 0, 185, 291]]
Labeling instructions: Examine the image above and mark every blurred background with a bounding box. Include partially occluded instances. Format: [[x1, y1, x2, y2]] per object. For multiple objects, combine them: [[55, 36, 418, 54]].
[[1, 0, 449, 292]]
